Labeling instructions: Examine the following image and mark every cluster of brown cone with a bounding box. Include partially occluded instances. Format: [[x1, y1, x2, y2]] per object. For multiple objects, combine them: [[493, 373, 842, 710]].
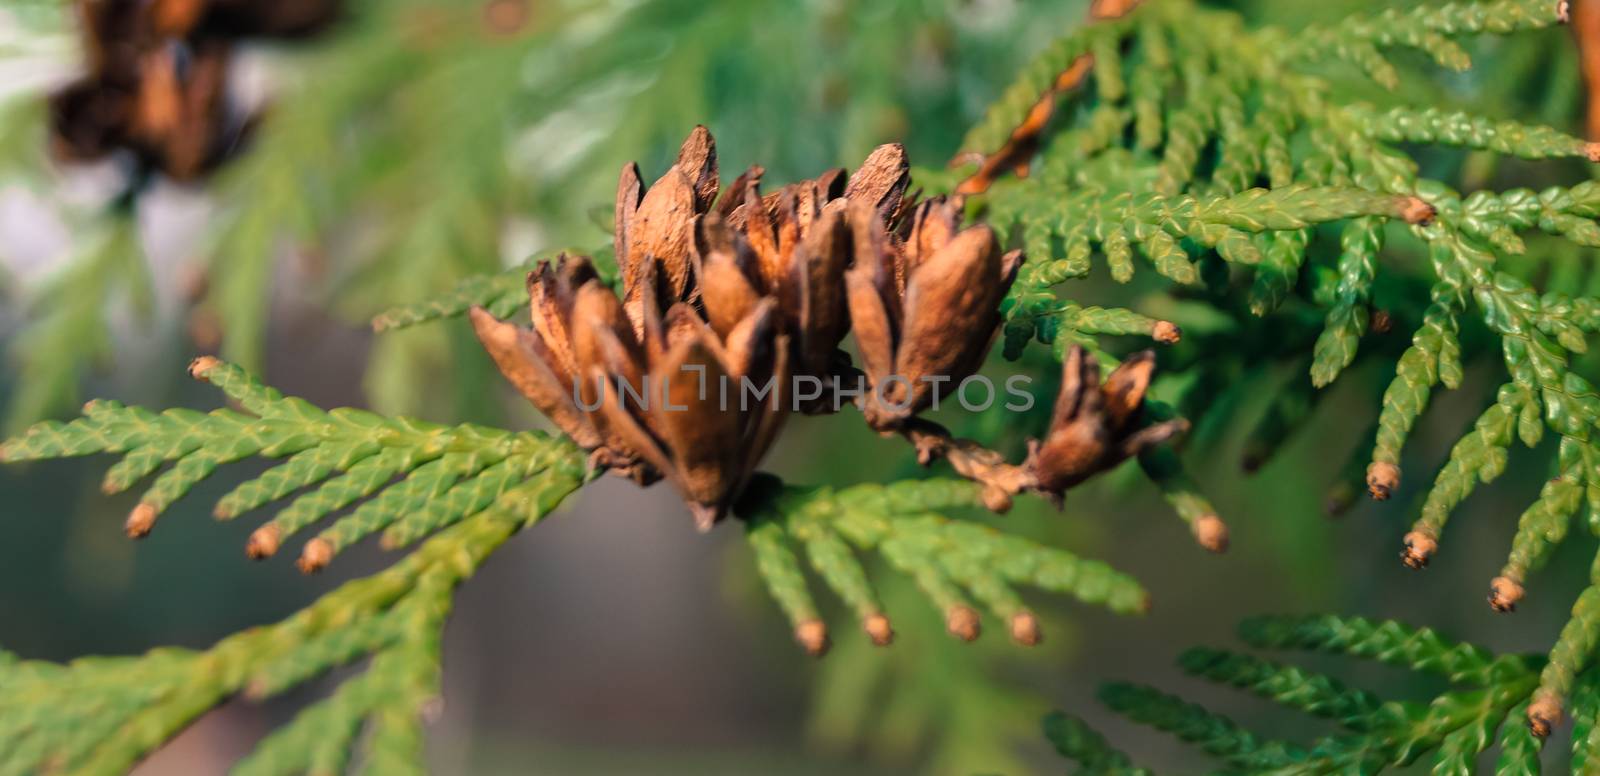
[[50, 0, 340, 181], [471, 128, 1190, 532]]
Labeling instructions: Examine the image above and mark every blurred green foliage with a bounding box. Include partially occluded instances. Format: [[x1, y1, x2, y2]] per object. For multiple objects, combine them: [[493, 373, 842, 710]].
[[4, 0, 1600, 773]]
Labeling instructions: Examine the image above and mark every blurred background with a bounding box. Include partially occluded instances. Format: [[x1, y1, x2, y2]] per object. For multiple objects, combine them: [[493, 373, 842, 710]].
[[0, 0, 1596, 772]]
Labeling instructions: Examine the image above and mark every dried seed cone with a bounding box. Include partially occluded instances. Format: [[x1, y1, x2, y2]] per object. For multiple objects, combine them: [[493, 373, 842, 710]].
[[473, 246, 790, 530], [1025, 347, 1190, 494], [50, 0, 341, 181], [693, 140, 908, 408], [615, 126, 720, 332], [474, 128, 935, 528], [847, 197, 1023, 429], [469, 255, 607, 450]]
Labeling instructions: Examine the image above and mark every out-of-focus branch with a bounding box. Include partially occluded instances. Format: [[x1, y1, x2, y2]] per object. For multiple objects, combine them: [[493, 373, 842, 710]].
[[954, 0, 1145, 194], [1573, 0, 1600, 139]]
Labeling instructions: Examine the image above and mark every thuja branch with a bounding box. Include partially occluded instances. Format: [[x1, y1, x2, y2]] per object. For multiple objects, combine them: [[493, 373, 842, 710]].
[[736, 475, 1149, 656], [0, 360, 586, 774], [1043, 613, 1599, 773], [972, 0, 1600, 737], [0, 358, 588, 572], [0, 493, 569, 776], [953, 0, 1147, 194]]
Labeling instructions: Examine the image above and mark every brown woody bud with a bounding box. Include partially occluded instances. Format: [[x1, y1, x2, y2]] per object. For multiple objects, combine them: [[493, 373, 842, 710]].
[[980, 486, 1014, 513], [1009, 612, 1042, 646], [125, 503, 157, 539], [1026, 347, 1189, 494], [1400, 530, 1437, 570], [1152, 320, 1182, 344], [1488, 576, 1525, 612], [694, 187, 852, 392], [471, 131, 805, 530], [1369, 309, 1393, 334], [946, 606, 981, 642], [795, 619, 830, 656], [1367, 462, 1400, 500], [864, 614, 894, 646], [1193, 514, 1230, 553], [615, 127, 719, 330], [843, 143, 910, 220], [1528, 692, 1563, 738], [246, 524, 281, 560], [848, 197, 1021, 429], [298, 538, 333, 574]]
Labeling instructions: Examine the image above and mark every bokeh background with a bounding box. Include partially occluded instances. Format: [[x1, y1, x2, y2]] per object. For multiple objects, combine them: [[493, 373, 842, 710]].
[[0, 0, 1594, 772]]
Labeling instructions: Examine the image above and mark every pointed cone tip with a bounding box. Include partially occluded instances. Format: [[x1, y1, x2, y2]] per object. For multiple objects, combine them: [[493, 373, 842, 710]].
[[689, 502, 720, 533]]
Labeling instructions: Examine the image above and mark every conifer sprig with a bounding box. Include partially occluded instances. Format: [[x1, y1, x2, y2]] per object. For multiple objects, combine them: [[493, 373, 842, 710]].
[[0, 477, 558, 776], [971, 0, 1600, 734], [0, 358, 1159, 770], [737, 476, 1149, 655], [0, 366, 585, 776], [1046, 614, 1585, 773], [0, 358, 589, 572]]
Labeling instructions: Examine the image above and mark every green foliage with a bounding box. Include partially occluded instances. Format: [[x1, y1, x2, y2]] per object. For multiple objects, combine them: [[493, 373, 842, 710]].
[[2, 359, 587, 566], [1, 0, 1094, 425], [738, 477, 1148, 647], [1045, 614, 1583, 773], [9, 0, 1600, 770], [3, 214, 151, 436], [0, 353, 1159, 771], [0, 361, 587, 776], [967, 0, 1600, 729], [0, 485, 560, 776], [1043, 710, 1148, 775]]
